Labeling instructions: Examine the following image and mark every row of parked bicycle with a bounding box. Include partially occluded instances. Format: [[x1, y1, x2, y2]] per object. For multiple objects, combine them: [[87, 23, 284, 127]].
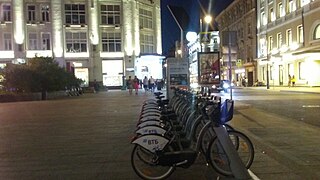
[[130, 88, 255, 179]]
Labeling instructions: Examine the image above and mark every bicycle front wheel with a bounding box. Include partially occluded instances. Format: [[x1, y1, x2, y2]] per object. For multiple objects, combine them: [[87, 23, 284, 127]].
[[206, 130, 254, 176], [131, 145, 175, 180], [200, 124, 234, 155]]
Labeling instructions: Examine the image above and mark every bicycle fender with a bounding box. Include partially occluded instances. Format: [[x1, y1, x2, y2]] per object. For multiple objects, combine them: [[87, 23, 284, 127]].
[[140, 116, 161, 121], [135, 125, 167, 135], [132, 134, 169, 152], [137, 120, 164, 128], [140, 112, 161, 117]]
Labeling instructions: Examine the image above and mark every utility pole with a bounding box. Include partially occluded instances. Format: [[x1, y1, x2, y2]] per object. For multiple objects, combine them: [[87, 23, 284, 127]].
[[228, 32, 233, 100]]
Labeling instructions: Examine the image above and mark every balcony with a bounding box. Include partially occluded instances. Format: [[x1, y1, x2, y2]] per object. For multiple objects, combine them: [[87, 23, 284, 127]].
[[65, 24, 87, 28]]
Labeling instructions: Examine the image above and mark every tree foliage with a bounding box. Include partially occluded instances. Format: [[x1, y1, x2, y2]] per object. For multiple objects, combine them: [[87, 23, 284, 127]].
[[1, 57, 82, 93]]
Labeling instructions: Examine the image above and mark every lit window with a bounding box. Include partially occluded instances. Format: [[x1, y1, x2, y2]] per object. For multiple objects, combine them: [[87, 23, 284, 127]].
[[65, 4, 86, 24], [297, 25, 304, 43], [41, 33, 51, 50], [100, 5, 120, 25], [139, 8, 153, 29], [278, 3, 284, 17], [27, 5, 36, 21], [286, 29, 292, 46], [277, 33, 282, 48], [260, 38, 267, 56], [101, 32, 121, 52], [28, 33, 38, 50], [261, 11, 266, 25], [140, 34, 154, 53], [268, 36, 273, 52], [41, 5, 50, 22], [313, 24, 320, 40], [65, 32, 87, 53], [1, 4, 11, 21], [3, 33, 12, 50], [288, 0, 295, 13], [270, 8, 275, 21]]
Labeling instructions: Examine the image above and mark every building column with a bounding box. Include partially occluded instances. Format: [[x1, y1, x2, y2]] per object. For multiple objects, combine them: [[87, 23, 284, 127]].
[[123, 0, 134, 77], [13, 0, 25, 59], [51, 0, 65, 67], [88, 0, 101, 82], [154, 3, 162, 55]]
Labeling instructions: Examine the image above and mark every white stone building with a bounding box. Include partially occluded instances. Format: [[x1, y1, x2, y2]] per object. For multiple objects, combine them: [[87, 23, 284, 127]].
[[257, 0, 320, 87], [0, 0, 163, 88]]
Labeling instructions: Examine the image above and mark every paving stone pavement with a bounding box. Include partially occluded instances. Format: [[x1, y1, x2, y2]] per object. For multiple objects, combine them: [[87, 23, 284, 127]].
[[1, 89, 319, 180], [0, 90, 221, 180]]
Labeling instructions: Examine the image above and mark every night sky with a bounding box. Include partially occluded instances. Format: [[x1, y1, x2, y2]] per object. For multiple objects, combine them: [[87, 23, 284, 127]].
[[161, 0, 234, 56]]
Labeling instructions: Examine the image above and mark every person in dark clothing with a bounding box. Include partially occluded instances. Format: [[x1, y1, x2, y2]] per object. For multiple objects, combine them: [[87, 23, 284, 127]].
[[93, 79, 99, 93]]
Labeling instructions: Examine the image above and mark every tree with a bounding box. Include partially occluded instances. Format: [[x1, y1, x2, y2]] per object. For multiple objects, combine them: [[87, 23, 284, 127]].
[[2, 56, 82, 94]]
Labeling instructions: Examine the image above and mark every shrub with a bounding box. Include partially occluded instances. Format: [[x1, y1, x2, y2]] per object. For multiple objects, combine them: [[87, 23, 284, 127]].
[[1, 56, 82, 93]]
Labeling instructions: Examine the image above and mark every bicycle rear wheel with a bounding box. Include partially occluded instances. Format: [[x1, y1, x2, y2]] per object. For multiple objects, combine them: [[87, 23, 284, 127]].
[[131, 145, 175, 180], [206, 130, 254, 176]]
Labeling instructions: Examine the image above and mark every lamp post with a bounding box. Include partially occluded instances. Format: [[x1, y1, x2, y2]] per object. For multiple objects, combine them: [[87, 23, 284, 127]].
[[200, 15, 212, 52], [200, 15, 212, 32], [266, 61, 270, 89]]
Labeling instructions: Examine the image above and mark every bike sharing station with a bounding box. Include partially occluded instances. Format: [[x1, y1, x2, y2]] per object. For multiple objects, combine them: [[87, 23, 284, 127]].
[[130, 32, 254, 180]]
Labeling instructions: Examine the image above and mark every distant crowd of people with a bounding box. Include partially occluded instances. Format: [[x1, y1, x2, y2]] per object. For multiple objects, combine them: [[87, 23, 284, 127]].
[[126, 76, 164, 95]]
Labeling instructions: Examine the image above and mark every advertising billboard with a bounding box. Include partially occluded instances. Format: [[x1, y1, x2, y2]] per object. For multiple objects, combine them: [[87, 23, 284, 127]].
[[166, 58, 189, 99], [198, 52, 220, 85]]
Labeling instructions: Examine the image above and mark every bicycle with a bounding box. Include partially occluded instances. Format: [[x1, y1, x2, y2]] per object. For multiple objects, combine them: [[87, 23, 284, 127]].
[[131, 96, 254, 179]]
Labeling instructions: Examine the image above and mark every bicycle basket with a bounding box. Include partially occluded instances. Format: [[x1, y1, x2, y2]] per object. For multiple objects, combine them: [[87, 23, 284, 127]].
[[207, 101, 221, 124], [220, 99, 234, 124]]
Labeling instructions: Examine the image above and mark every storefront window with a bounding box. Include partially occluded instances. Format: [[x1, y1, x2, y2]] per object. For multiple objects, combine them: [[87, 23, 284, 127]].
[[74, 68, 89, 87], [102, 60, 123, 86]]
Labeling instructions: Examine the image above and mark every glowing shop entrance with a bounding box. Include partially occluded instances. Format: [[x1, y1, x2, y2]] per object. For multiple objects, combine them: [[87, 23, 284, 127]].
[[102, 60, 123, 86]]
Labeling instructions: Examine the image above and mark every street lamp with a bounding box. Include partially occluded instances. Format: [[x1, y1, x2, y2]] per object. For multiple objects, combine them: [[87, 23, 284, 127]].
[[200, 15, 212, 52], [204, 15, 212, 24], [200, 15, 212, 33]]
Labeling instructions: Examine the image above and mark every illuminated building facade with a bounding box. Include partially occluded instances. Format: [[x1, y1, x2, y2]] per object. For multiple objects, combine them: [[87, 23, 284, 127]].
[[216, 0, 257, 86], [0, 0, 162, 87], [257, 0, 320, 86]]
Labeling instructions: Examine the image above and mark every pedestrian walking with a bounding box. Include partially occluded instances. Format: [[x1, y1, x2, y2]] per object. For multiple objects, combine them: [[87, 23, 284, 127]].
[[126, 76, 133, 95], [133, 76, 139, 95], [288, 75, 292, 87], [149, 76, 155, 92], [291, 75, 296, 87], [143, 76, 149, 93]]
